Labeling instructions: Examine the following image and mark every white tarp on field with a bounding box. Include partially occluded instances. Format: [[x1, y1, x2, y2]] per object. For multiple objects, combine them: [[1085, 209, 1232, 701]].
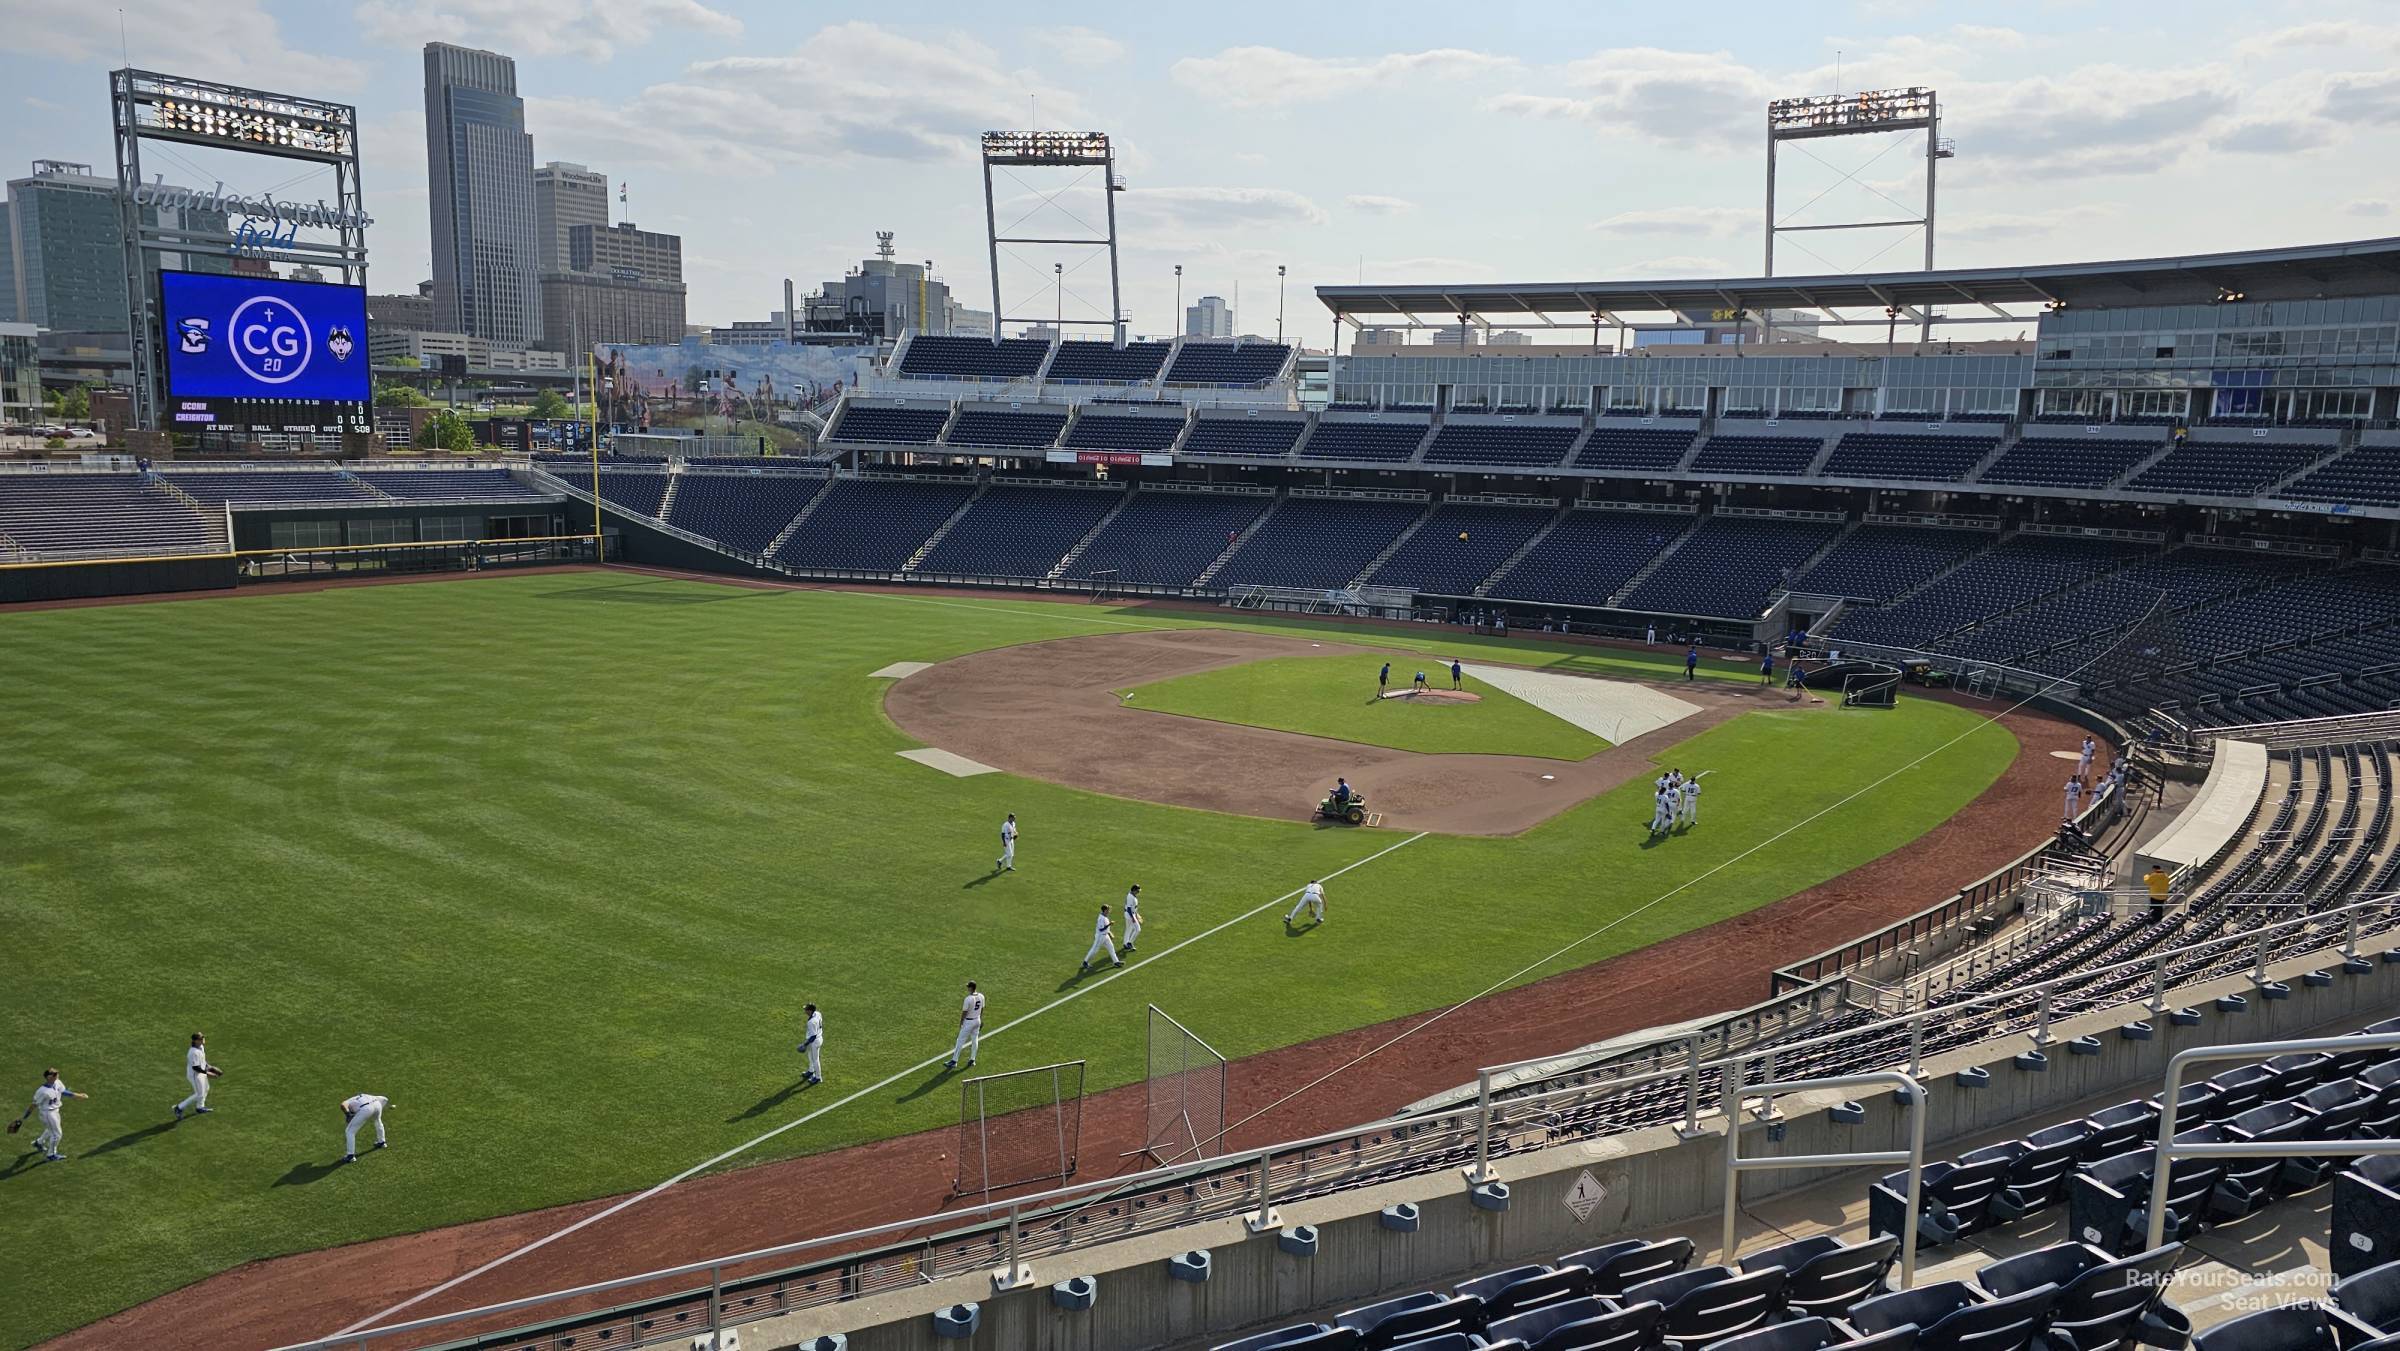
[[1467, 666, 1704, 745]]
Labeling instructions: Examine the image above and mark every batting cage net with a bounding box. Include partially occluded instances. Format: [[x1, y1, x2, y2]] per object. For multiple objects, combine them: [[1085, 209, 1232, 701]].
[[1842, 669, 1900, 708], [954, 1060, 1084, 1197], [1142, 1004, 1227, 1166]]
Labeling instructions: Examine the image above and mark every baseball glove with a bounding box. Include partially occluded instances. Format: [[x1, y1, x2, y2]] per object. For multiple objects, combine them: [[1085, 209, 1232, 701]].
[[207, 1067, 224, 1078], [6, 1119, 18, 1134]]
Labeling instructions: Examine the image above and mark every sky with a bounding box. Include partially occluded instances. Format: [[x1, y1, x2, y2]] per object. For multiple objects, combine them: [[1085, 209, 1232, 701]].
[[4, 0, 2399, 342]]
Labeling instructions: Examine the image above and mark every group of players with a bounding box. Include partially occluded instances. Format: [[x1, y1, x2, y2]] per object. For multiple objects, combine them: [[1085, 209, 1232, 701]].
[[1646, 768, 1704, 838], [13, 1035, 392, 1167], [2063, 734, 2124, 827]]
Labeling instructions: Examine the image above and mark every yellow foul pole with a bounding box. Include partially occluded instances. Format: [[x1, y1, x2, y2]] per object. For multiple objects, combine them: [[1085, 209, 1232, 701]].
[[588, 351, 603, 563]]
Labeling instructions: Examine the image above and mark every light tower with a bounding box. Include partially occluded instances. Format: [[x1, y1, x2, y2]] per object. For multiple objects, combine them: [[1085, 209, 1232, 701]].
[[1762, 86, 1952, 341], [979, 131, 1125, 345]]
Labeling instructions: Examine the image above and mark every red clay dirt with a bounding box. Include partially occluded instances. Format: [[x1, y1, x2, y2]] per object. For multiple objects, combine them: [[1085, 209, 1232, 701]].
[[31, 578, 2101, 1351], [885, 627, 1784, 835]]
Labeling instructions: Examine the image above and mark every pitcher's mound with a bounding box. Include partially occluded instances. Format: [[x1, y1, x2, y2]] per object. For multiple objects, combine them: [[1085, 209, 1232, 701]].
[[1380, 688, 1481, 704]]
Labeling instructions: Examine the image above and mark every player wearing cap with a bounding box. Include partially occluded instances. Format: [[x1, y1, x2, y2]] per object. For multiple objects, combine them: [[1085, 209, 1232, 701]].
[[946, 982, 985, 1070], [174, 1032, 222, 1121], [797, 1004, 823, 1086], [339, 1092, 391, 1162]]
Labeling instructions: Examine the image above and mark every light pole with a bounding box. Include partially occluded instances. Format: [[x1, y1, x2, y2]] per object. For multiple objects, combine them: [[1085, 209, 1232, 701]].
[[1174, 264, 1183, 337], [1054, 262, 1063, 336], [1277, 265, 1287, 344]]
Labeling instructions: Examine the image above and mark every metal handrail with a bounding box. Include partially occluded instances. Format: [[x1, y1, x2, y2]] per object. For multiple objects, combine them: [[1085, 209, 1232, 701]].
[[1721, 1069, 1927, 1288], [2144, 1031, 2400, 1250]]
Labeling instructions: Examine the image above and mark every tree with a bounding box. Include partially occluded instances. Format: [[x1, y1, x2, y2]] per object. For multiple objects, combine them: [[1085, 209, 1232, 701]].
[[414, 409, 476, 453], [529, 387, 570, 420], [385, 355, 422, 369], [376, 382, 431, 410], [63, 385, 92, 420]]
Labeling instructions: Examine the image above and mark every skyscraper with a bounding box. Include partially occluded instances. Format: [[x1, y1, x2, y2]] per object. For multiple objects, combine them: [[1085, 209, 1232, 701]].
[[424, 43, 540, 348], [1, 160, 229, 332], [1185, 294, 1232, 339], [533, 161, 607, 275]]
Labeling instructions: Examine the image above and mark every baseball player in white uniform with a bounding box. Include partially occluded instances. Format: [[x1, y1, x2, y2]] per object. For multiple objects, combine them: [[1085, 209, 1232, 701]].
[[2063, 775, 2084, 825], [174, 1032, 221, 1120], [1284, 879, 1327, 927], [1122, 885, 1144, 953], [2078, 736, 2097, 780], [1648, 785, 1674, 836], [946, 982, 984, 1070], [797, 1004, 823, 1085], [17, 1069, 87, 1162], [339, 1093, 390, 1161], [1082, 904, 1123, 973], [1679, 775, 1702, 828], [995, 814, 1018, 872]]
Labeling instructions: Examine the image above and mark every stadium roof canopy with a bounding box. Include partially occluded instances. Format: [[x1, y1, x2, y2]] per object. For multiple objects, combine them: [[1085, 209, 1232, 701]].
[[1314, 236, 2400, 330]]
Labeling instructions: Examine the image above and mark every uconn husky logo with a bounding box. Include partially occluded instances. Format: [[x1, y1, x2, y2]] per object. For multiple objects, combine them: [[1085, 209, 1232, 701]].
[[227, 296, 313, 385]]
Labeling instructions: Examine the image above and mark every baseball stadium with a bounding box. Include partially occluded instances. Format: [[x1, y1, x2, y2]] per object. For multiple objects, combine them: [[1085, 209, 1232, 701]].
[[11, 94, 2400, 1351]]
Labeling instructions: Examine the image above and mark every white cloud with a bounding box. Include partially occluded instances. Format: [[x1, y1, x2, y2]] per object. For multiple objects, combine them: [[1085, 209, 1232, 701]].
[[1345, 194, 1416, 215], [1032, 25, 1126, 66], [2212, 117, 2336, 154], [2234, 21, 2400, 57], [2344, 199, 2393, 218], [1952, 25, 2028, 51], [1942, 64, 2242, 177], [1171, 46, 1513, 107], [355, 0, 742, 62], [1588, 205, 1752, 238], [1611, 255, 1733, 278], [10, 0, 363, 87], [1486, 47, 1773, 149], [1116, 185, 1329, 230], [2321, 71, 2400, 125], [1944, 205, 2114, 243]]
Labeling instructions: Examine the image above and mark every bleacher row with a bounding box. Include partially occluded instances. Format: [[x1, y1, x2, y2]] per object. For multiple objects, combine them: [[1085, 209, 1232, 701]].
[[892, 336, 1293, 388], [823, 403, 2399, 504], [0, 469, 555, 559], [1211, 1014, 2400, 1351]]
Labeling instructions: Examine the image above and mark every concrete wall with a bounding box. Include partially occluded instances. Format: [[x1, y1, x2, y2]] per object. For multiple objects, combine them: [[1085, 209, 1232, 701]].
[[735, 941, 2400, 1351]]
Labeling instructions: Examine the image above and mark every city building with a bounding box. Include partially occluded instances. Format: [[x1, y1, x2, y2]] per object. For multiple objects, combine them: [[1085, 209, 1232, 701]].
[[423, 43, 541, 348], [368, 329, 564, 372], [1, 160, 229, 332], [533, 161, 606, 275], [369, 281, 438, 334], [540, 271, 685, 348], [0, 321, 40, 422], [794, 233, 965, 341], [568, 222, 680, 283], [1430, 325, 1531, 348], [1185, 294, 1232, 338]]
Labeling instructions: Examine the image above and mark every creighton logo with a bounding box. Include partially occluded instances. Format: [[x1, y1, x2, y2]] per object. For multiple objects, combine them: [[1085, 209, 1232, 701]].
[[228, 296, 313, 385], [177, 317, 212, 355], [327, 326, 355, 363]]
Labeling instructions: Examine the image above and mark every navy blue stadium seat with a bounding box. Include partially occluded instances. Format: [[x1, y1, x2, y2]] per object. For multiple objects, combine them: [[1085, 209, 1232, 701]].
[[1064, 490, 1273, 587], [163, 469, 381, 506], [357, 469, 553, 502], [1063, 413, 1184, 452], [0, 473, 223, 556], [896, 335, 1049, 380], [1977, 436, 2163, 488], [1691, 435, 1821, 476], [1487, 513, 1683, 609], [828, 405, 951, 444], [915, 485, 1122, 580], [1165, 341, 1291, 386], [1575, 427, 1695, 472], [665, 472, 826, 553], [2281, 444, 2400, 507], [1184, 415, 1307, 457], [1425, 423, 1582, 469], [1304, 419, 1431, 462], [592, 469, 671, 518], [1212, 497, 1428, 590], [947, 408, 1068, 448], [1045, 340, 1170, 383], [1790, 525, 1991, 603], [1620, 516, 1840, 619], [2130, 438, 2328, 497], [1822, 433, 1996, 481], [775, 478, 974, 572], [1368, 503, 1554, 596]]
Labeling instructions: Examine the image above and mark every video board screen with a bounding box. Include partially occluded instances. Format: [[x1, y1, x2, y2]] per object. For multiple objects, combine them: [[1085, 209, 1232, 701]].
[[158, 270, 369, 425]]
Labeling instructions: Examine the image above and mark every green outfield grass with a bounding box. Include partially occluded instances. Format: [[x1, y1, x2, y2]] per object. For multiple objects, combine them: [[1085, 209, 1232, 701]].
[[1128, 653, 1609, 758], [0, 577, 2016, 1349]]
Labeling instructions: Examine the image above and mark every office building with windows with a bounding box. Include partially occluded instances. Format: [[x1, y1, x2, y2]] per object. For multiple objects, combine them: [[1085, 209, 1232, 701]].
[[423, 44, 541, 347]]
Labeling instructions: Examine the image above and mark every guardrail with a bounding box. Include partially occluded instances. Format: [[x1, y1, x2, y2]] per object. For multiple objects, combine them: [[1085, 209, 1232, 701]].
[[267, 888, 2400, 1351]]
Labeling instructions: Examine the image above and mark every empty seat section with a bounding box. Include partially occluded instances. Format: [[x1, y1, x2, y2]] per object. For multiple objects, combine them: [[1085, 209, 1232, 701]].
[[1485, 510, 1681, 608], [1367, 504, 1554, 595], [775, 478, 975, 571], [1065, 491, 1271, 586], [1044, 340, 1170, 383], [829, 405, 950, 444], [664, 473, 826, 553], [1792, 525, 1992, 603], [1830, 535, 2147, 648], [162, 470, 381, 505], [1212, 497, 1428, 589], [355, 470, 552, 501], [1303, 420, 1428, 462], [2283, 444, 2400, 507], [2130, 438, 2325, 496], [1691, 435, 1821, 475], [916, 486, 1123, 579], [1574, 428, 1695, 472], [947, 408, 1068, 449], [1063, 414, 1184, 452], [0, 473, 223, 555], [1183, 417, 1306, 457], [1620, 516, 1841, 618], [1423, 423, 1581, 468], [895, 335, 1049, 380], [1978, 437, 2162, 488], [593, 470, 670, 518], [1950, 547, 2320, 668], [1823, 433, 1996, 481], [1165, 342, 1291, 386]]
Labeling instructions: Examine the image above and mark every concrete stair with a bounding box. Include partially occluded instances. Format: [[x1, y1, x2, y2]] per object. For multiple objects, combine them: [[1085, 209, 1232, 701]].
[[1194, 494, 1284, 586], [1604, 515, 1702, 606], [901, 482, 990, 572], [1048, 485, 1138, 580], [1346, 500, 1439, 589], [763, 475, 841, 558], [1473, 506, 1570, 597]]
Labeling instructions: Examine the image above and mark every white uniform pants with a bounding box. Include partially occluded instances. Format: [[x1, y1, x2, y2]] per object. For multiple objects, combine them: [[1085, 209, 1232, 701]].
[[804, 1041, 821, 1079], [1124, 912, 1142, 948], [33, 1108, 62, 1154], [1285, 892, 1323, 924], [950, 1019, 981, 1066], [1085, 932, 1119, 967], [1681, 798, 1699, 826], [178, 1069, 209, 1113], [344, 1101, 386, 1154], [997, 840, 1015, 870], [1650, 804, 1672, 832]]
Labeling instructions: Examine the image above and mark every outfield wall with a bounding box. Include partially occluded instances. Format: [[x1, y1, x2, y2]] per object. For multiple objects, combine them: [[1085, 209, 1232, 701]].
[[0, 552, 236, 603], [729, 944, 2400, 1351]]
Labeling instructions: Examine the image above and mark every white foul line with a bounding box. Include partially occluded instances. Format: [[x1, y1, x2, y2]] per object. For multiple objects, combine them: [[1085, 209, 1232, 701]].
[[327, 829, 1429, 1339]]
